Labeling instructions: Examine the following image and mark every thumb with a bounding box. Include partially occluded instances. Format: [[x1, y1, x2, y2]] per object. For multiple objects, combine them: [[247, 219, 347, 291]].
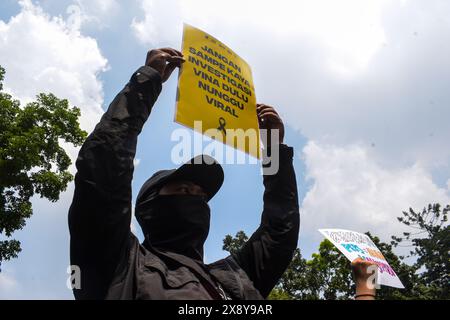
[[162, 60, 183, 82]]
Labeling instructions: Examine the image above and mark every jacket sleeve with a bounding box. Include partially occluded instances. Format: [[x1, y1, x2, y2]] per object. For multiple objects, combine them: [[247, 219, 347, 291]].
[[68, 66, 162, 299], [232, 144, 300, 298]]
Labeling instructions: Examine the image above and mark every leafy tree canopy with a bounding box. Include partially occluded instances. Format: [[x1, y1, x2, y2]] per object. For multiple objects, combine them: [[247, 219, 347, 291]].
[[223, 203, 449, 300], [0, 65, 87, 268]]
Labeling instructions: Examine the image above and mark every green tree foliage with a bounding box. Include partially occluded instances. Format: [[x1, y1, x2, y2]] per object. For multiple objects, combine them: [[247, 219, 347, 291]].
[[306, 239, 354, 299], [303, 235, 416, 300], [223, 230, 350, 299], [391, 203, 449, 299], [0, 65, 87, 268], [275, 248, 312, 299], [222, 204, 449, 301], [222, 230, 248, 255]]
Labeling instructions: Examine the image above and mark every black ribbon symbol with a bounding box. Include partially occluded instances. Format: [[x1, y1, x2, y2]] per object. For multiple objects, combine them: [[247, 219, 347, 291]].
[[217, 117, 227, 136]]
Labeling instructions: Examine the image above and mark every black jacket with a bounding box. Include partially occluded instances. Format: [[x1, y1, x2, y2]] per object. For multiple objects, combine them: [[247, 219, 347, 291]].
[[68, 66, 300, 300]]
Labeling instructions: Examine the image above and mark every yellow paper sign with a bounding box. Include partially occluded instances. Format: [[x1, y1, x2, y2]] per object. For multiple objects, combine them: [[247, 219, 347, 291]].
[[175, 24, 260, 159]]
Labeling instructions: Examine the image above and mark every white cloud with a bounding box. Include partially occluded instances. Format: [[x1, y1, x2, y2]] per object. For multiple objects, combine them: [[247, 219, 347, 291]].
[[76, 0, 119, 16], [131, 0, 388, 72], [131, 0, 181, 46], [301, 141, 450, 242], [0, 0, 108, 134], [131, 0, 450, 172], [68, 0, 120, 29]]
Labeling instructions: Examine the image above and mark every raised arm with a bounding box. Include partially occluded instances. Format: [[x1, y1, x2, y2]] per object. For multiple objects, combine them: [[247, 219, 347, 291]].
[[68, 49, 184, 299], [232, 104, 300, 298]]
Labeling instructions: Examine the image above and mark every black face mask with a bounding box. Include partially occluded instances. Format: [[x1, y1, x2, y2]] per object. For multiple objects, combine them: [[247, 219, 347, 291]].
[[136, 194, 211, 261]]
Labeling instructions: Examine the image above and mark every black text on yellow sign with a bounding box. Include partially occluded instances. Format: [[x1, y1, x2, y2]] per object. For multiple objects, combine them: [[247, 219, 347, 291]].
[[175, 24, 260, 159]]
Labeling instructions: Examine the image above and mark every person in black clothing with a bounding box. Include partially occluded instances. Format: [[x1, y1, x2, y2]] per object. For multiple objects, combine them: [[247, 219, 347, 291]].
[[68, 48, 300, 299]]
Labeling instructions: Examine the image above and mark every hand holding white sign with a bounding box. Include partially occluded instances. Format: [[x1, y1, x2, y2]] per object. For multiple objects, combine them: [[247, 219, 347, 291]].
[[319, 229, 404, 289], [351, 258, 377, 299]]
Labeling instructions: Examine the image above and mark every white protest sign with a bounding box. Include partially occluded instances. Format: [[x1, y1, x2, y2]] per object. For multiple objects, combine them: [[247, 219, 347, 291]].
[[318, 228, 404, 288]]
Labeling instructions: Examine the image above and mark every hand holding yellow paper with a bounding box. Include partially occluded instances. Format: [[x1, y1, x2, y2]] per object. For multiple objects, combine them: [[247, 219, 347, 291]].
[[175, 24, 260, 158]]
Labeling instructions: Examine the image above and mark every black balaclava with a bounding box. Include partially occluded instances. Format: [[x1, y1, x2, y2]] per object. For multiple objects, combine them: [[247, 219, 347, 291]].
[[135, 155, 223, 262], [135, 190, 211, 262]]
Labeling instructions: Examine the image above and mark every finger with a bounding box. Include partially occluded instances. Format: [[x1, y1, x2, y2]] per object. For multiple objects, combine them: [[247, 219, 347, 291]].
[[257, 104, 279, 113], [160, 52, 172, 60], [149, 52, 172, 64], [162, 48, 183, 57], [257, 103, 270, 110], [258, 114, 280, 124], [258, 108, 279, 115], [257, 110, 281, 122], [159, 48, 183, 57], [257, 104, 278, 115], [352, 257, 364, 265], [173, 48, 183, 56], [257, 104, 276, 111], [147, 49, 171, 60], [258, 111, 281, 121], [146, 50, 158, 65], [166, 56, 186, 64], [161, 61, 180, 82]]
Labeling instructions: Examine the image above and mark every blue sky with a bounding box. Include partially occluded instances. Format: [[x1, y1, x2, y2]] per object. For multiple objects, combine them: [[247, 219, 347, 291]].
[[0, 0, 449, 299]]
